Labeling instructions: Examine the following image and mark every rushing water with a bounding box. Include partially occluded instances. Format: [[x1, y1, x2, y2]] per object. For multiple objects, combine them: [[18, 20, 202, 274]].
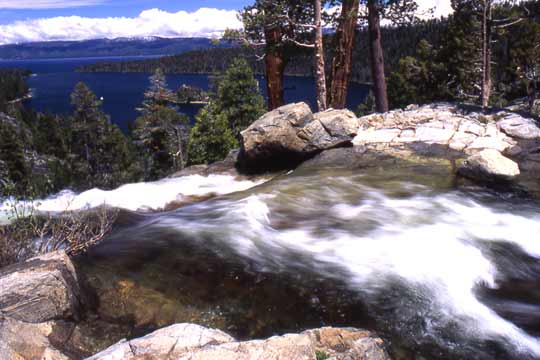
[[4, 158, 540, 359]]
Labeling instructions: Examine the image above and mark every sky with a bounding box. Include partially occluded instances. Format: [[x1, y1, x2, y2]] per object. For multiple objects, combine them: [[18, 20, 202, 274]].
[[0, 0, 453, 45]]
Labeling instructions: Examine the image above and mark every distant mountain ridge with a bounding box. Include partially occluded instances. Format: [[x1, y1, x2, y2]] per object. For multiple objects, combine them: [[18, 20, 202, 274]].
[[0, 37, 228, 60]]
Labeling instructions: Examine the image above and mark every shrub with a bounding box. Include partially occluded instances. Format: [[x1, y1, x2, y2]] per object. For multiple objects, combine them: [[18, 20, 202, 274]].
[[0, 202, 118, 267]]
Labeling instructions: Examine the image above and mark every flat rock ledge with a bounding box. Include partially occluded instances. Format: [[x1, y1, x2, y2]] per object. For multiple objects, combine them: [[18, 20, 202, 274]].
[[87, 323, 390, 360], [353, 103, 540, 191], [353, 103, 536, 155]]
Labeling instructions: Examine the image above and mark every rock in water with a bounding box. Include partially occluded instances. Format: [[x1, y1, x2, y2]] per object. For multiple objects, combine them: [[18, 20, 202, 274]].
[[458, 149, 520, 182], [88, 324, 390, 360], [497, 114, 540, 140], [0, 251, 82, 323], [86, 323, 235, 359], [239, 103, 357, 170]]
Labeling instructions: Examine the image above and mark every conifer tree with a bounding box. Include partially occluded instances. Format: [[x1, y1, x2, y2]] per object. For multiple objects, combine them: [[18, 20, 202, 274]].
[[133, 68, 190, 180], [69, 82, 134, 189], [188, 59, 265, 165], [188, 102, 238, 165], [0, 120, 30, 196], [215, 58, 266, 138]]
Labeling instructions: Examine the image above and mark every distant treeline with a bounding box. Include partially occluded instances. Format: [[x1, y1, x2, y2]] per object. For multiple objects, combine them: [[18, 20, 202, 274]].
[[79, 19, 448, 84]]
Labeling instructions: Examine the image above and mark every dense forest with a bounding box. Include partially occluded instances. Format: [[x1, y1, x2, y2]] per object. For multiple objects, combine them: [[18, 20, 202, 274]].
[[79, 19, 447, 84], [0, 61, 264, 199]]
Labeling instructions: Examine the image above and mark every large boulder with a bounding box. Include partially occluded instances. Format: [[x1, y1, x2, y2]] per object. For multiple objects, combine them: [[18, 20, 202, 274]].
[[458, 149, 520, 182], [239, 103, 358, 170], [88, 324, 390, 360], [0, 251, 82, 323]]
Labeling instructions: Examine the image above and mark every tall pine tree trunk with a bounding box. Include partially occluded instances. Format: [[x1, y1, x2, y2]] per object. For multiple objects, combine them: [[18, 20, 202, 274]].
[[481, 0, 492, 109], [314, 0, 327, 111], [367, 0, 389, 113], [329, 0, 360, 109], [264, 28, 286, 111]]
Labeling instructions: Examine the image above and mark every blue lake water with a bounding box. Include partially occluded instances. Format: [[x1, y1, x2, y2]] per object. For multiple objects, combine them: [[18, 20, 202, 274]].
[[0, 56, 370, 132]]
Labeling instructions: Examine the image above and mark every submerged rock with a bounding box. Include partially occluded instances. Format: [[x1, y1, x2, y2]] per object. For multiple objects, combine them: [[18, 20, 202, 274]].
[[458, 149, 520, 182], [0, 251, 82, 323], [239, 103, 357, 170], [87, 324, 390, 360]]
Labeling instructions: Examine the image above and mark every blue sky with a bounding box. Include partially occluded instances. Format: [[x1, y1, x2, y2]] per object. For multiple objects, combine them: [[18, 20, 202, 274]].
[[0, 0, 452, 45], [0, 0, 250, 24], [0, 1, 250, 24]]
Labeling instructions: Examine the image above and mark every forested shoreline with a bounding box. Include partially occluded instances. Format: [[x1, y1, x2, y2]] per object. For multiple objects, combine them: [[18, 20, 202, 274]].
[[79, 19, 447, 84]]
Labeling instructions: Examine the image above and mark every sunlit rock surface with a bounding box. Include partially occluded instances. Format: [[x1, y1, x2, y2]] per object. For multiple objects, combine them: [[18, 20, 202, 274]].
[[87, 324, 389, 360], [459, 149, 520, 182], [239, 103, 358, 170], [0, 251, 82, 323], [352, 103, 540, 195]]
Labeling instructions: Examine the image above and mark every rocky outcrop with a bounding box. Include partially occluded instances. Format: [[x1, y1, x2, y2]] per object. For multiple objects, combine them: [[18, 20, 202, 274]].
[[351, 103, 540, 194], [353, 103, 522, 155], [239, 103, 358, 170], [0, 251, 82, 323], [87, 324, 390, 360], [458, 149, 520, 182]]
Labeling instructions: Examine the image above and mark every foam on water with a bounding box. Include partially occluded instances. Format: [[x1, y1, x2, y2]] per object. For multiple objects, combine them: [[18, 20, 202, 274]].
[[0, 174, 264, 220], [151, 176, 540, 358]]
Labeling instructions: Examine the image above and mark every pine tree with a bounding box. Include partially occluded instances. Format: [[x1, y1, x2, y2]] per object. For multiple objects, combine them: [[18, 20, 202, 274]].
[[133, 70, 190, 180], [0, 120, 30, 197], [142, 68, 175, 114], [387, 40, 450, 108], [215, 58, 266, 139], [188, 59, 265, 165], [188, 102, 238, 165], [69, 82, 134, 189]]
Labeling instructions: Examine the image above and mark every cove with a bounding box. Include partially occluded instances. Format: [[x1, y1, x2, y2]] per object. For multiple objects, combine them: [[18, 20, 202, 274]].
[[0, 57, 370, 132]]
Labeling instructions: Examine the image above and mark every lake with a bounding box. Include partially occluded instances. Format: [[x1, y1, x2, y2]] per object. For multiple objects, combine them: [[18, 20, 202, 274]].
[[0, 56, 370, 132]]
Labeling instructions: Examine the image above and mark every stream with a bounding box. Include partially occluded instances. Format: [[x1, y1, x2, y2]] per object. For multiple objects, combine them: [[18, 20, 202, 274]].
[[4, 158, 540, 359]]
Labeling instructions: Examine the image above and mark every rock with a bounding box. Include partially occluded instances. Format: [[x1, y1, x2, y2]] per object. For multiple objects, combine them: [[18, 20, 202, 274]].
[[86, 323, 235, 360], [458, 149, 520, 182], [497, 115, 540, 140], [239, 103, 357, 170], [0, 251, 82, 323], [88, 324, 390, 360], [304, 109, 358, 150], [303, 327, 390, 360], [0, 316, 69, 360], [182, 334, 314, 360]]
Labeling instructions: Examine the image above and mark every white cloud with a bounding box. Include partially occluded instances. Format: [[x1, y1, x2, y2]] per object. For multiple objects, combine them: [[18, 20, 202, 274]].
[[0, 7, 242, 44], [0, 0, 105, 9], [417, 0, 453, 19]]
